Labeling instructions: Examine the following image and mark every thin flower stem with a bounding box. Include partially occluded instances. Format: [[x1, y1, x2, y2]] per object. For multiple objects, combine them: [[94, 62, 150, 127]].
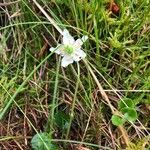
[[46, 57, 61, 132], [66, 63, 80, 139]]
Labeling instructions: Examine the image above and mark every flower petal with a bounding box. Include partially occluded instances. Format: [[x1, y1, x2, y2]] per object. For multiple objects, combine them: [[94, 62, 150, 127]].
[[73, 49, 86, 61], [72, 54, 80, 61], [81, 35, 88, 42], [62, 29, 75, 45], [61, 55, 73, 67], [73, 39, 83, 50], [50, 44, 65, 55], [49, 47, 55, 52], [73, 35, 88, 50]]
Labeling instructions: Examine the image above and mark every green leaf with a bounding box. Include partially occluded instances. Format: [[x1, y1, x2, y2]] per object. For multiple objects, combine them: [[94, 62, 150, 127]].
[[54, 111, 70, 130], [121, 108, 138, 122], [31, 132, 58, 150], [118, 98, 135, 110], [111, 115, 125, 126]]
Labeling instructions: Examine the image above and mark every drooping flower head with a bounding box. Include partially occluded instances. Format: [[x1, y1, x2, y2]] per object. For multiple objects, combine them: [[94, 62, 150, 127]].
[[50, 29, 88, 67]]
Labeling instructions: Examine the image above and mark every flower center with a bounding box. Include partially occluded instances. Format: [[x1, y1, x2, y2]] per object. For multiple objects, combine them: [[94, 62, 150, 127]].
[[64, 45, 74, 54]]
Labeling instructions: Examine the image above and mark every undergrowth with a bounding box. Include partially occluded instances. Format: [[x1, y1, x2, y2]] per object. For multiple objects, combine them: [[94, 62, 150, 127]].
[[0, 0, 150, 149]]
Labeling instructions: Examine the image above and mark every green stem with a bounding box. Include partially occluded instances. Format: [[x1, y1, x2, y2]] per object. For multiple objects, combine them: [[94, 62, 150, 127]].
[[46, 57, 60, 132], [66, 63, 80, 139]]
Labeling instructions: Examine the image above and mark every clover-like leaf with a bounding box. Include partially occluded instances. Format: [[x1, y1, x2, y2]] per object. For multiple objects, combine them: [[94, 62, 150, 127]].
[[31, 132, 58, 150], [111, 115, 125, 126], [121, 108, 138, 122], [118, 98, 135, 110]]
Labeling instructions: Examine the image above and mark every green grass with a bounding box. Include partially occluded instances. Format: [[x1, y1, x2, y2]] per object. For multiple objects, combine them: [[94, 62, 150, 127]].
[[0, 0, 150, 149]]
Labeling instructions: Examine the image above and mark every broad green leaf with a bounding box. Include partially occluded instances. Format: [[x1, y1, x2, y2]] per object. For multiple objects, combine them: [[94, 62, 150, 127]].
[[54, 111, 70, 130], [111, 115, 124, 126], [31, 132, 58, 150], [118, 98, 135, 110], [121, 108, 138, 122]]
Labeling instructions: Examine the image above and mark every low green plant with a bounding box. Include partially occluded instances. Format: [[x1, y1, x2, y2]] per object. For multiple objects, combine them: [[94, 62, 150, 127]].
[[31, 132, 58, 150], [111, 98, 138, 126], [54, 111, 70, 131], [111, 115, 125, 126]]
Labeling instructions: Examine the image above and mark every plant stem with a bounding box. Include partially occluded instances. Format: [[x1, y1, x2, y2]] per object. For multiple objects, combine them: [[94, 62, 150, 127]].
[[66, 63, 80, 139]]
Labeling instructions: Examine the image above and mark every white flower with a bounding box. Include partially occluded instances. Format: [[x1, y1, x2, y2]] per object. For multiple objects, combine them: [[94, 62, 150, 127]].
[[50, 29, 88, 67]]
